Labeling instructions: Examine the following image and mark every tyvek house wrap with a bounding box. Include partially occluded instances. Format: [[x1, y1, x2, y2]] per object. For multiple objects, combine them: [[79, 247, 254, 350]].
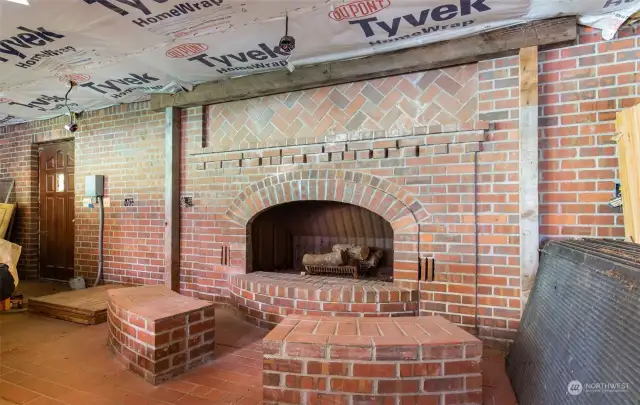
[[0, 0, 637, 125]]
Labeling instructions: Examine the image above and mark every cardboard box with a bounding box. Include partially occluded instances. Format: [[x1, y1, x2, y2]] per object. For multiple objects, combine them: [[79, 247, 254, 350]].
[[0, 239, 21, 288]]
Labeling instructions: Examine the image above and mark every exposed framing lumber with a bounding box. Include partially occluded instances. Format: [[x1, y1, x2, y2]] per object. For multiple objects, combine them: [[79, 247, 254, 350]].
[[615, 104, 640, 243], [151, 17, 576, 111], [165, 107, 181, 291], [519, 46, 539, 310]]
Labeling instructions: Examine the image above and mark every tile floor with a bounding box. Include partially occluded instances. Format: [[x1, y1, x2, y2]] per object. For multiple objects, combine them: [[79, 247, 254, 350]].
[[0, 282, 518, 405]]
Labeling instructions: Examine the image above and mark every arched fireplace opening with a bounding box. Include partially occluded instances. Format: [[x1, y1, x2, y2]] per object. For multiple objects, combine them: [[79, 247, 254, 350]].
[[249, 201, 394, 280]]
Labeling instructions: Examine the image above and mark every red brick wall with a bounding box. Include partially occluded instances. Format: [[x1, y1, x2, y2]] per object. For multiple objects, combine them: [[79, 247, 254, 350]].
[[73, 104, 167, 285], [537, 24, 638, 240], [200, 66, 479, 152], [469, 23, 640, 344], [476, 55, 522, 343], [0, 105, 167, 284], [0, 126, 38, 278]]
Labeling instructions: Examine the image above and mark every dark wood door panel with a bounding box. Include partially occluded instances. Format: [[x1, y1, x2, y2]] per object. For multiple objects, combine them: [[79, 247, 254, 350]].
[[39, 142, 75, 281]]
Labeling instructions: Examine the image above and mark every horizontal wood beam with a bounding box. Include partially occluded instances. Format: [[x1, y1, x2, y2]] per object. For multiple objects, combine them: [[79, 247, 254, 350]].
[[151, 17, 576, 111]]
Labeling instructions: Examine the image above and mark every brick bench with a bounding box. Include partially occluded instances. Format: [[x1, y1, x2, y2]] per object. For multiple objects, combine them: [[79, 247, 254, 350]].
[[263, 315, 482, 405], [107, 285, 215, 385]]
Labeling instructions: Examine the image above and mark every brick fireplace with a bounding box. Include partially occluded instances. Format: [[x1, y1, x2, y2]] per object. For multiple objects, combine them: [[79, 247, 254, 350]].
[[188, 122, 486, 331], [176, 62, 488, 331], [227, 168, 429, 284]]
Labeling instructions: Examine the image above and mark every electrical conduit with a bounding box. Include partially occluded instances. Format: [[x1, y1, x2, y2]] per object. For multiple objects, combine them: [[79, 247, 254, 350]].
[[93, 196, 104, 287]]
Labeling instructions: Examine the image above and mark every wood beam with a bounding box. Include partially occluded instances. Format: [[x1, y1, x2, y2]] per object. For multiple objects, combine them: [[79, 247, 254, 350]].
[[151, 17, 576, 111], [164, 107, 181, 291], [518, 46, 539, 310]]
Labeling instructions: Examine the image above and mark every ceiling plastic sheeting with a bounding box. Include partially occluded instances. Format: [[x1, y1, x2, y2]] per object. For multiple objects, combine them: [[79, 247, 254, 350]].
[[0, 0, 638, 125]]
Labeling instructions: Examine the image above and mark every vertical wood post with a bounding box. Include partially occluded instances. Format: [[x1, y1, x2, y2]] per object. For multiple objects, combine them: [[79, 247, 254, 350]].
[[165, 107, 181, 291], [519, 46, 539, 310]]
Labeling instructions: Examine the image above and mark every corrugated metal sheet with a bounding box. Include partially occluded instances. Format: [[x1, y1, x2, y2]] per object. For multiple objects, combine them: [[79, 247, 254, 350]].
[[508, 239, 640, 405]]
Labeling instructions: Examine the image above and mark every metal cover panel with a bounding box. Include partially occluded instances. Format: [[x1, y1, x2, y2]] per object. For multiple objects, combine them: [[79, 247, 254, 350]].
[[508, 239, 640, 405]]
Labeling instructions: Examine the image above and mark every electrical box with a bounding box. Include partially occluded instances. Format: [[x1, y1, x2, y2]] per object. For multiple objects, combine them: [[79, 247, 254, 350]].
[[85, 175, 104, 197]]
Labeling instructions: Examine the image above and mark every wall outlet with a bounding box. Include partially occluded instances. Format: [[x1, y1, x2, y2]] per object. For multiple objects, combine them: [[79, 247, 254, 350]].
[[180, 195, 193, 208]]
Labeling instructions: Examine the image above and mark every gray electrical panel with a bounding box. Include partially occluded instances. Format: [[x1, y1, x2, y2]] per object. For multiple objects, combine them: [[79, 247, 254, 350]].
[[85, 175, 104, 197]]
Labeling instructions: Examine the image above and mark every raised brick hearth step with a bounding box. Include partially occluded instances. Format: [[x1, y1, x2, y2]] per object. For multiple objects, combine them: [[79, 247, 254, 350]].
[[263, 314, 482, 405], [231, 272, 419, 329], [107, 285, 215, 385]]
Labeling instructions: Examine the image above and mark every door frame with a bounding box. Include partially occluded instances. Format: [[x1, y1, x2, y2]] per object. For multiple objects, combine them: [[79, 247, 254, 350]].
[[38, 140, 75, 281]]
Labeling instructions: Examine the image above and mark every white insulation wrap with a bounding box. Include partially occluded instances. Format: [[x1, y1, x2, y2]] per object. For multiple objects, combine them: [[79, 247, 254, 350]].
[[0, 0, 638, 124]]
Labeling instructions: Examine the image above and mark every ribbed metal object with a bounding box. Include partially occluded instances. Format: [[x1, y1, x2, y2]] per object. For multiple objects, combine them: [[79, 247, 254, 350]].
[[508, 239, 640, 405]]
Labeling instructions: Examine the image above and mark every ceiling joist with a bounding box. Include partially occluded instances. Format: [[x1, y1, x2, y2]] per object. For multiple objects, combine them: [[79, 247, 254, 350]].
[[150, 17, 577, 111]]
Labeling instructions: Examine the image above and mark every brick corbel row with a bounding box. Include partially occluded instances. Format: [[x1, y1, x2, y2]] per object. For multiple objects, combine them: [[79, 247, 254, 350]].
[[194, 128, 488, 171]]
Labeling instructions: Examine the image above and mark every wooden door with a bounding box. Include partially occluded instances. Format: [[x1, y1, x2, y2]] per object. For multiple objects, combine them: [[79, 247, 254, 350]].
[[39, 142, 75, 280]]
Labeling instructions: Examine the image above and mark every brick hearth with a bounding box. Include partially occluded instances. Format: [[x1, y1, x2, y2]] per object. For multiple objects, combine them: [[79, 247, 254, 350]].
[[262, 315, 483, 405], [107, 286, 215, 384], [230, 272, 418, 329]]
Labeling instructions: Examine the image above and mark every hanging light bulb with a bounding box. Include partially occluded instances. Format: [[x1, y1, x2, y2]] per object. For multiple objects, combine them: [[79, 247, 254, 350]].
[[279, 14, 295, 52]]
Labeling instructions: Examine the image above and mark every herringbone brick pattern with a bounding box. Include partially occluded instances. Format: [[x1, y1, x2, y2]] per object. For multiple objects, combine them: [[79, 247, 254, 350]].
[[207, 65, 478, 152]]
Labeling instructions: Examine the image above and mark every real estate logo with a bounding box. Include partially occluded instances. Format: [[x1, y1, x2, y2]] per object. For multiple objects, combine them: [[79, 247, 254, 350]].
[[166, 43, 209, 58], [329, 0, 391, 21], [567, 380, 583, 396]]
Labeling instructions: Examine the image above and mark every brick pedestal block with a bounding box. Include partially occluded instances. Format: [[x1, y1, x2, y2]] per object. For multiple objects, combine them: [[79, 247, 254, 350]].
[[263, 315, 482, 405], [107, 285, 215, 385]]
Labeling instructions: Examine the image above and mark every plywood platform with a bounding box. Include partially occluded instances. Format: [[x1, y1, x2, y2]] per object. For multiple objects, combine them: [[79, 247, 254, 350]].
[[28, 285, 128, 325]]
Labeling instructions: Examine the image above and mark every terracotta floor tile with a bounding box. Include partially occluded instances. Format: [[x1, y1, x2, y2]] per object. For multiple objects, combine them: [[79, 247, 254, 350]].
[[188, 385, 213, 398], [198, 370, 261, 387], [0, 381, 42, 404], [82, 381, 123, 399], [201, 388, 229, 401], [4, 362, 58, 381], [109, 389, 170, 405], [15, 377, 71, 399], [218, 393, 245, 404], [0, 370, 30, 384], [145, 387, 187, 403], [175, 394, 219, 405], [22, 397, 66, 405], [56, 389, 118, 405], [236, 397, 261, 405], [161, 380, 198, 394], [181, 375, 222, 389], [0, 366, 14, 376]]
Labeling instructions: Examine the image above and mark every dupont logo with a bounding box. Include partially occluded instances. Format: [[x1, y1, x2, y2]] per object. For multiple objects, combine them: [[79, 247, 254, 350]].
[[166, 43, 208, 58], [329, 0, 391, 21], [0, 97, 12, 103], [58, 73, 91, 84]]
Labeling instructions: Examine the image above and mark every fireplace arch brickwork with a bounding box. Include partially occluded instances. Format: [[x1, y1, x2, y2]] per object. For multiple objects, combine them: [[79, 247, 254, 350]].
[[225, 169, 425, 286], [182, 126, 487, 337]]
